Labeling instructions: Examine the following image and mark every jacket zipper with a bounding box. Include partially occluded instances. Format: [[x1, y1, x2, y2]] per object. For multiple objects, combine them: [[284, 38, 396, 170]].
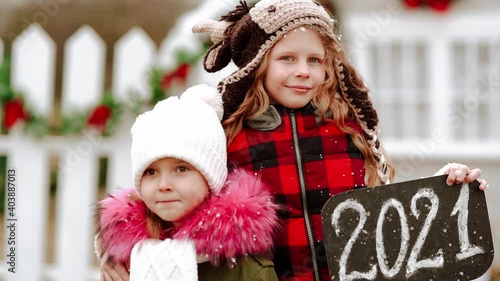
[[289, 109, 320, 281]]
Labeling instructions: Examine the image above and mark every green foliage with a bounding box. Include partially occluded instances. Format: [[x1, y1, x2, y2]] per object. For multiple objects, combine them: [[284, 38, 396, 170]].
[[149, 68, 165, 105], [0, 57, 13, 102], [0, 156, 6, 214]]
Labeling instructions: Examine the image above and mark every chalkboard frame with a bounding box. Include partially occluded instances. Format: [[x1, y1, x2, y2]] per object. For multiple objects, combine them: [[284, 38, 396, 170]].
[[321, 175, 494, 281]]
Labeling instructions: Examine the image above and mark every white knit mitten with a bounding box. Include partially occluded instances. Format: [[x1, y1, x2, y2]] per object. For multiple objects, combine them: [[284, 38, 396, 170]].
[[130, 238, 197, 281]]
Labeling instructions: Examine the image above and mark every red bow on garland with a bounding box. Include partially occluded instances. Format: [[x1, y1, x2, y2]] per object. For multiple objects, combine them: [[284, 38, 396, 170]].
[[160, 63, 191, 90], [3, 98, 29, 129], [85, 92, 122, 135], [87, 104, 112, 132], [404, 0, 452, 12]]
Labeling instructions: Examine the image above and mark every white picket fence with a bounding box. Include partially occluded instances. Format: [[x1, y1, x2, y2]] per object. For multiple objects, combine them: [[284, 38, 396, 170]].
[[0, 24, 170, 281], [0, 3, 234, 280], [0, 7, 499, 281]]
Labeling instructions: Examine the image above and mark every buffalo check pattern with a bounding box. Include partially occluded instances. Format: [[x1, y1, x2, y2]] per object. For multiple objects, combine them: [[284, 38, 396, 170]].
[[227, 104, 366, 281]]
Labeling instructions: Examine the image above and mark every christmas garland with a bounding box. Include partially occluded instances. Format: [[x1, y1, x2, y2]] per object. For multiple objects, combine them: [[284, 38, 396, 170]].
[[403, 0, 454, 12], [0, 49, 205, 138], [1, 0, 266, 138]]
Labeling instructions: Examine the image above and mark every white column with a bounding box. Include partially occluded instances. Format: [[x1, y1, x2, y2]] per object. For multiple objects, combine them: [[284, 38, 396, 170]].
[[428, 36, 452, 142]]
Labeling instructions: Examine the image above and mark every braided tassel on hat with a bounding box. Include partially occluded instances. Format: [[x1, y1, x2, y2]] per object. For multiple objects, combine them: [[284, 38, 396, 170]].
[[333, 57, 392, 185]]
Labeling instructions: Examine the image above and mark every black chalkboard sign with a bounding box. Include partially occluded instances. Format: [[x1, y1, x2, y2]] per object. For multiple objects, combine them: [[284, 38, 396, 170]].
[[321, 175, 494, 281]]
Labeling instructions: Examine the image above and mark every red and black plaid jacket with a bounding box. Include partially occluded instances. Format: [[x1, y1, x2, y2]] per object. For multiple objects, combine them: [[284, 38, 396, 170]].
[[227, 104, 366, 281]]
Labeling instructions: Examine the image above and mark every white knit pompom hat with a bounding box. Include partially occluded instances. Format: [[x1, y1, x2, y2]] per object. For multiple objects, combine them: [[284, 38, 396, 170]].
[[131, 84, 227, 195]]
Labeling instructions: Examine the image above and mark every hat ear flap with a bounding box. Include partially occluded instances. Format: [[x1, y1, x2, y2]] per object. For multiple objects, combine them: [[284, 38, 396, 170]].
[[203, 41, 232, 73]]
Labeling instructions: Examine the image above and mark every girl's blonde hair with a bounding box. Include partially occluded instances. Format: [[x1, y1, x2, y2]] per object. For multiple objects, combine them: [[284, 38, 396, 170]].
[[223, 29, 395, 187]]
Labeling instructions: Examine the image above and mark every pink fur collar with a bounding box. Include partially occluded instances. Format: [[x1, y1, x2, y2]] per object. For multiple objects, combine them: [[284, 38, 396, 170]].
[[96, 169, 280, 267]]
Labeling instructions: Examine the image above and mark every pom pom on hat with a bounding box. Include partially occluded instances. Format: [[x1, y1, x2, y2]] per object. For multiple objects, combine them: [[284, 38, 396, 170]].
[[181, 84, 224, 121], [131, 84, 227, 195]]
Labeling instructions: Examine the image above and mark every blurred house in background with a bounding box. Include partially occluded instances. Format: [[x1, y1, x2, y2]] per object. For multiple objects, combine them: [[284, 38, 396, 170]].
[[337, 0, 500, 276], [338, 1, 500, 279], [0, 0, 498, 280], [336, 0, 500, 182]]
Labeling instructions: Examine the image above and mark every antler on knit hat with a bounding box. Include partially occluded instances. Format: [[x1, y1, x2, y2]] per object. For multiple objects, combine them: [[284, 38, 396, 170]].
[[130, 84, 227, 195], [192, 0, 337, 120]]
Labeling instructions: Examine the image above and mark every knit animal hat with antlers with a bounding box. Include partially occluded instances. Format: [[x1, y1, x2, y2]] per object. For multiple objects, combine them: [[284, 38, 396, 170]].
[[193, 0, 336, 119], [194, 0, 392, 184]]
